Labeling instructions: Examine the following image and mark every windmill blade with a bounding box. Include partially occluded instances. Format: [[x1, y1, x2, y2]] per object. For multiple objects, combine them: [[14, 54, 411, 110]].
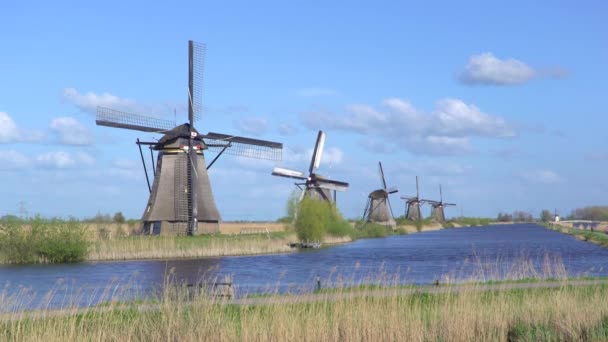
[[315, 178, 349, 192], [202, 132, 283, 161], [272, 167, 308, 180], [439, 184, 443, 203], [309, 130, 326, 174], [415, 176, 420, 199], [378, 161, 387, 190], [96, 107, 175, 133], [387, 186, 398, 194], [443, 203, 457, 206], [189, 40, 206, 123]]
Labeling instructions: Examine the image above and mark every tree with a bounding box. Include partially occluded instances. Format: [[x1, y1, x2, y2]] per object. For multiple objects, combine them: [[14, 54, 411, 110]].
[[113, 211, 126, 224], [294, 197, 330, 242], [540, 209, 553, 223]]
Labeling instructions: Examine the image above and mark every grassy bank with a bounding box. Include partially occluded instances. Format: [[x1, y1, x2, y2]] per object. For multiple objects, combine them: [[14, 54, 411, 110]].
[[89, 232, 295, 261], [3, 280, 608, 341], [545, 223, 608, 248]]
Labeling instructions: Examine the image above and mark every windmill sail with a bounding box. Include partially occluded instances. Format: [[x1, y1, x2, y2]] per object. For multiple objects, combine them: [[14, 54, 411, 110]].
[[203, 132, 283, 161], [96, 107, 175, 133], [272, 130, 348, 205]]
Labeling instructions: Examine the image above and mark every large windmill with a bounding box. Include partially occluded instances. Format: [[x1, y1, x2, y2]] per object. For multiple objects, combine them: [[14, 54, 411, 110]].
[[400, 176, 431, 221], [362, 162, 398, 227], [272, 130, 349, 203], [427, 185, 456, 222], [96, 40, 283, 236]]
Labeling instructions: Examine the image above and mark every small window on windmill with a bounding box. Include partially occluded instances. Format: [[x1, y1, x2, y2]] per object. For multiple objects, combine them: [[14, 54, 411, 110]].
[[152, 221, 161, 235]]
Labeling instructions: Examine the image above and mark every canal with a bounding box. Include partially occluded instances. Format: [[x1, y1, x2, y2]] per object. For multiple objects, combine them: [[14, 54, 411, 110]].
[[2, 224, 608, 311]]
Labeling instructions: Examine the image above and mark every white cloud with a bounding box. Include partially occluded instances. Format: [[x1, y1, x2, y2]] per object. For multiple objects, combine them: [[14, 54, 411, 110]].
[[459, 52, 536, 85], [50, 117, 93, 145], [0, 150, 31, 170], [235, 117, 268, 136], [301, 97, 515, 156], [0, 112, 44, 144], [63, 88, 138, 114], [62, 88, 179, 119], [35, 151, 96, 169], [520, 169, 561, 184], [36, 151, 76, 168], [0, 112, 20, 143]]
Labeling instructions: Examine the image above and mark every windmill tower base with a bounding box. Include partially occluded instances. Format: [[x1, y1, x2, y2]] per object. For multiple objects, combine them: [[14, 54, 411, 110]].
[[143, 220, 220, 236], [141, 152, 221, 235], [406, 203, 422, 221], [366, 195, 396, 228], [431, 207, 446, 222]]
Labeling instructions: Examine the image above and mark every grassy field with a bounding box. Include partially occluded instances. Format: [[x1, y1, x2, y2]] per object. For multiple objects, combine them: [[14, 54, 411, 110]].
[[3, 280, 608, 341]]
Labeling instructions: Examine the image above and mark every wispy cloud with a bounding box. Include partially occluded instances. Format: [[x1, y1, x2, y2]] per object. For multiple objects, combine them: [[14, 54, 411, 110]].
[[50, 117, 93, 145], [0, 112, 44, 144], [36, 151, 96, 169], [459, 52, 536, 85], [277, 122, 298, 136], [235, 117, 268, 136], [520, 169, 561, 184], [62, 88, 179, 119], [301, 97, 515, 156], [0, 150, 31, 170]]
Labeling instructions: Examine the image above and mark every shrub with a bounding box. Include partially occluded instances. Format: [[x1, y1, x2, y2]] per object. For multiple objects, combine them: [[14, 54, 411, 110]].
[[294, 197, 330, 241], [0, 217, 89, 264], [0, 218, 38, 264], [294, 198, 352, 241], [113, 211, 126, 224]]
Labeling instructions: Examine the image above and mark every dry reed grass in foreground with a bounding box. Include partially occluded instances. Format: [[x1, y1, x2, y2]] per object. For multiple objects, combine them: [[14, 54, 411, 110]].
[[2, 281, 608, 341], [88, 233, 295, 261]]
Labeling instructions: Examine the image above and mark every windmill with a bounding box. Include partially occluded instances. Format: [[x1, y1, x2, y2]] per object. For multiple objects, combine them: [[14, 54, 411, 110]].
[[362, 162, 398, 227], [400, 176, 430, 221], [427, 185, 456, 222], [95, 40, 283, 236], [272, 130, 349, 204]]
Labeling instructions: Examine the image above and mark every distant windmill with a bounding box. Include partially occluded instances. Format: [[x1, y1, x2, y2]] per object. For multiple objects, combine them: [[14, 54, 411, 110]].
[[427, 185, 456, 222], [400, 176, 430, 221], [95, 40, 283, 236], [272, 130, 349, 203], [362, 162, 398, 227]]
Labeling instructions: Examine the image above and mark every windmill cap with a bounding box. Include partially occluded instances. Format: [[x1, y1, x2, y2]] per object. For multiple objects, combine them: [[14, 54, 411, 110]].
[[155, 123, 203, 149]]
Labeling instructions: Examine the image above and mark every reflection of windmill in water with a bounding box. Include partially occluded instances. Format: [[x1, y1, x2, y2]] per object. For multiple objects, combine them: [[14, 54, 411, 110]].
[[427, 185, 456, 222], [362, 162, 398, 227], [400, 176, 431, 221], [96, 40, 283, 236], [272, 130, 349, 203]]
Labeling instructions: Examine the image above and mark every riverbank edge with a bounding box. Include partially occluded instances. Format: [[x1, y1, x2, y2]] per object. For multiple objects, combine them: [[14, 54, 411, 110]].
[[541, 222, 608, 248], [0, 221, 497, 265]]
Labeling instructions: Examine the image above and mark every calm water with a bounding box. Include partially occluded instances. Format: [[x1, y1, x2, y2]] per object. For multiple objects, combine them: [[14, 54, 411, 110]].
[[2, 224, 608, 311]]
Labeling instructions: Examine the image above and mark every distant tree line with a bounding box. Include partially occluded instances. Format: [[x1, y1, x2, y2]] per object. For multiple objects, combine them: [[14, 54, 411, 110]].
[[496, 211, 534, 222], [567, 206, 608, 221]]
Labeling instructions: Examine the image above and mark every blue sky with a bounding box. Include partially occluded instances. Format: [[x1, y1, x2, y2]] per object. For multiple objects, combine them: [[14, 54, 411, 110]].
[[1, 1, 607, 220]]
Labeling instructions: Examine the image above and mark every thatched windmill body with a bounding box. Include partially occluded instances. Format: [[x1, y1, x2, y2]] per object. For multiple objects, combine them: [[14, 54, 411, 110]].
[[96, 41, 283, 236], [272, 131, 349, 203], [427, 185, 456, 222], [400, 176, 431, 221], [362, 162, 398, 227]]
